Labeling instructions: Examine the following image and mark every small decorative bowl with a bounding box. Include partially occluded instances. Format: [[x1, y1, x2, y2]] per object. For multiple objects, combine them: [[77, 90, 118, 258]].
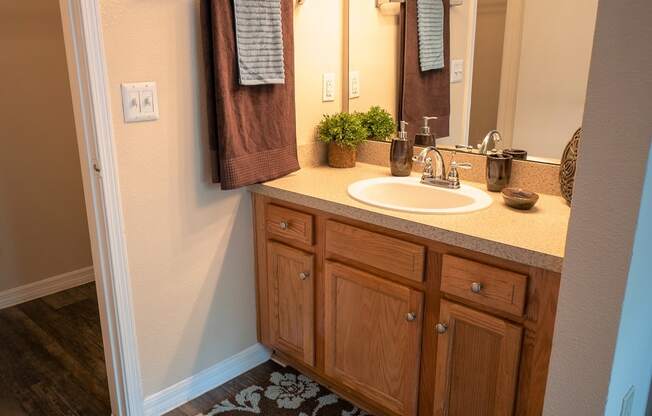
[[502, 188, 540, 210]]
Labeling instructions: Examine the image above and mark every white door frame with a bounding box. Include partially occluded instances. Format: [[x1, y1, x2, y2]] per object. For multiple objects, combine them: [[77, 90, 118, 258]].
[[59, 1, 144, 415]]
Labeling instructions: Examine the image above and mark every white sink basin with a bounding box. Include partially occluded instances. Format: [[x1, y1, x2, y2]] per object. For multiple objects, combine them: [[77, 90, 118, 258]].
[[347, 176, 492, 214]]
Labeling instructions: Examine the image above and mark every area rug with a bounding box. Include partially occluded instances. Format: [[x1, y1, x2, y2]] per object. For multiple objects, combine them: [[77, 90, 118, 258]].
[[195, 361, 372, 416]]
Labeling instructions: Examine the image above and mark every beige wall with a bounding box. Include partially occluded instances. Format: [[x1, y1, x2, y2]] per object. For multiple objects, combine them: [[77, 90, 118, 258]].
[[543, 0, 652, 413], [0, 1, 92, 292], [511, 0, 598, 159], [295, 0, 344, 145], [99, 0, 344, 396], [349, 0, 400, 117]]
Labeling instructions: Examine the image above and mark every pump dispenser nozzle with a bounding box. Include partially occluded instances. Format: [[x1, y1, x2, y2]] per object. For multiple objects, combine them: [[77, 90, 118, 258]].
[[398, 121, 409, 140], [420, 116, 438, 134]]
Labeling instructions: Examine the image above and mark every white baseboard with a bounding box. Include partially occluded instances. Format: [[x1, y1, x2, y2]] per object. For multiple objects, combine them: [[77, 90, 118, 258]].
[[0, 266, 95, 309], [143, 343, 271, 416]]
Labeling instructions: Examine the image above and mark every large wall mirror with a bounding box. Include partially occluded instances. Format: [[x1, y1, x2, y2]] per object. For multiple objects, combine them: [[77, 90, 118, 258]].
[[348, 0, 599, 164]]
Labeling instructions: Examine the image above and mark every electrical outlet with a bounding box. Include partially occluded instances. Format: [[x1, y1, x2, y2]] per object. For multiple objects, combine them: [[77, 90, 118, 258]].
[[451, 59, 464, 83], [349, 71, 361, 98], [620, 386, 635, 416], [322, 73, 336, 102]]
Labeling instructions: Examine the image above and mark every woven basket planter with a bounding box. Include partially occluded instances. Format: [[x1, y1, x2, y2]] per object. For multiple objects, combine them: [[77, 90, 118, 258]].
[[328, 143, 357, 168]]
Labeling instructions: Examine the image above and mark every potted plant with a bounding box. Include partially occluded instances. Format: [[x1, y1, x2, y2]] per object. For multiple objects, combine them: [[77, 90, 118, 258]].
[[360, 106, 395, 142], [317, 112, 368, 168]]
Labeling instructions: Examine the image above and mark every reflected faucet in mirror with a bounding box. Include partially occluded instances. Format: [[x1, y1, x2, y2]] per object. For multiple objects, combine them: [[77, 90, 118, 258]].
[[478, 130, 503, 155]]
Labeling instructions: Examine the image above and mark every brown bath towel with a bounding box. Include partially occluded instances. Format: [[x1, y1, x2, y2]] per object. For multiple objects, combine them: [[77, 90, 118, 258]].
[[202, 0, 299, 190], [400, 0, 450, 140]]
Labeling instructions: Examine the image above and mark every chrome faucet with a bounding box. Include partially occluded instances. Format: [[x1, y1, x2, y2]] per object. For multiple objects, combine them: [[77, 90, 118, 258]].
[[478, 130, 503, 155], [413, 147, 471, 189]]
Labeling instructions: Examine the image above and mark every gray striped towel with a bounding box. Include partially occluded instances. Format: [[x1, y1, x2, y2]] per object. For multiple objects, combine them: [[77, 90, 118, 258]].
[[233, 0, 285, 85], [417, 0, 445, 71]]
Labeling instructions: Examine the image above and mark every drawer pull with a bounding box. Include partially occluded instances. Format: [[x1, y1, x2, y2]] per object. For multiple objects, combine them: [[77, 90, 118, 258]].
[[299, 271, 310, 280], [470, 282, 483, 294], [406, 312, 417, 322], [436, 323, 448, 334], [279, 220, 289, 230]]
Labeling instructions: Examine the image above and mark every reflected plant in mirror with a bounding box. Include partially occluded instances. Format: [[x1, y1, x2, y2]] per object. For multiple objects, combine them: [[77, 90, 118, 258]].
[[359, 106, 396, 142], [347, 0, 598, 165]]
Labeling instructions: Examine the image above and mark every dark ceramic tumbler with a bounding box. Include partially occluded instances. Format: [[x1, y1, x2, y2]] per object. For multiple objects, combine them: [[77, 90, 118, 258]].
[[486, 153, 513, 192]]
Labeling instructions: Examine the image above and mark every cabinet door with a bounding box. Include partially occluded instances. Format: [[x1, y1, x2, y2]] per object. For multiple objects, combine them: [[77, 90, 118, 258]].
[[324, 261, 424, 416], [267, 241, 315, 366], [433, 300, 523, 416]]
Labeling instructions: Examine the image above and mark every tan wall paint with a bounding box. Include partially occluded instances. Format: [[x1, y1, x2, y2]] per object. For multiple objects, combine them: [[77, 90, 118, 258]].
[[295, 0, 344, 145], [99, 0, 345, 396], [349, 0, 400, 117], [510, 0, 598, 159], [543, 0, 652, 413], [0, 1, 92, 292]]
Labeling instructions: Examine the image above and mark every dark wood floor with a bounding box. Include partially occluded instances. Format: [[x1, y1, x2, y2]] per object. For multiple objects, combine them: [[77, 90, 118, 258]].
[[0, 283, 111, 416]]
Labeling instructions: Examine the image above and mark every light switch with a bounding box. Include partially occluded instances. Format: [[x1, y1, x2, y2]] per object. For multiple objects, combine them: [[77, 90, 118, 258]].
[[121, 82, 159, 123], [323, 73, 336, 102], [451, 59, 464, 83], [450, 0, 463, 6], [349, 71, 360, 99]]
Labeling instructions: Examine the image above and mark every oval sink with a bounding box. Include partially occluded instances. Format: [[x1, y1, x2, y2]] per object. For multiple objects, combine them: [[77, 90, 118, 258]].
[[347, 176, 492, 214]]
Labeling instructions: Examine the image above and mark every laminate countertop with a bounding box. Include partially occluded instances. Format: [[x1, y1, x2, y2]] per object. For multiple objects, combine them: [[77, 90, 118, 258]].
[[249, 163, 570, 273]]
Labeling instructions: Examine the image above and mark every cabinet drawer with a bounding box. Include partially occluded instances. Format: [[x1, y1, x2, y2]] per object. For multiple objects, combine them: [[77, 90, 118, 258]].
[[441, 255, 527, 316], [325, 220, 425, 282], [266, 205, 314, 245]]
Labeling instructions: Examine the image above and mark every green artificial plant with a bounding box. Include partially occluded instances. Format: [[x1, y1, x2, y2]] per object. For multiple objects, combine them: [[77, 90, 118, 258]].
[[360, 106, 396, 141], [317, 112, 368, 149]]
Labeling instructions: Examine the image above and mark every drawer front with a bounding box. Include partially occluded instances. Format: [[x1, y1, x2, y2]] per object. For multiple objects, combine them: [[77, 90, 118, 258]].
[[325, 220, 425, 282], [441, 255, 527, 316], [266, 204, 314, 245]]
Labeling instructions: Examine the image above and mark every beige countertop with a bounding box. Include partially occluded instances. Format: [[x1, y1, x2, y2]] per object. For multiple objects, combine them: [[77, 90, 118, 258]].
[[249, 163, 570, 273]]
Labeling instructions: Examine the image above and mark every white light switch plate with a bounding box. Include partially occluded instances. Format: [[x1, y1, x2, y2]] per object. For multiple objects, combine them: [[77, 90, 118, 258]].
[[323, 73, 336, 102], [451, 59, 464, 83], [121, 82, 159, 123], [349, 71, 360, 99]]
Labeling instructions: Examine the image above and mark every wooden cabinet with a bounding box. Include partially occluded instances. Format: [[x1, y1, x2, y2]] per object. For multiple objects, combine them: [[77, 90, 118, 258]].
[[266, 241, 315, 366], [433, 300, 523, 416], [324, 261, 424, 416], [253, 194, 560, 416]]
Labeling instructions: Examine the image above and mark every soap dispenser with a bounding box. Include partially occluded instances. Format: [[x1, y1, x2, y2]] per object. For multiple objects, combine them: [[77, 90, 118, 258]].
[[415, 116, 439, 146], [390, 121, 413, 177]]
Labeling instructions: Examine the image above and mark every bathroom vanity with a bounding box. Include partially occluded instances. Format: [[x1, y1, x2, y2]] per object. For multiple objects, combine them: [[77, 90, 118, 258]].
[[249, 164, 569, 416]]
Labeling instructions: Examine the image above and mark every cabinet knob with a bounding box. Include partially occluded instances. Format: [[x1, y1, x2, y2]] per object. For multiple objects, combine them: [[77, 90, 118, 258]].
[[470, 282, 483, 294], [435, 323, 448, 334], [279, 220, 289, 230], [406, 312, 417, 322], [299, 271, 310, 280]]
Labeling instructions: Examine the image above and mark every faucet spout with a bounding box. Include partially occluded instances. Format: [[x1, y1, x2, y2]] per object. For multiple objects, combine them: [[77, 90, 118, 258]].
[[413, 146, 446, 180]]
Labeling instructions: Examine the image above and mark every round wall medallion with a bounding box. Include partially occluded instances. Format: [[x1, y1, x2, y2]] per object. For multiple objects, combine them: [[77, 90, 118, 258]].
[[560, 128, 582, 204]]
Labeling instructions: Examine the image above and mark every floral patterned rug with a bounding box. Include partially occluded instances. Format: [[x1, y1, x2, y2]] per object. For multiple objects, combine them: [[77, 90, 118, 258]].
[[195, 361, 371, 416]]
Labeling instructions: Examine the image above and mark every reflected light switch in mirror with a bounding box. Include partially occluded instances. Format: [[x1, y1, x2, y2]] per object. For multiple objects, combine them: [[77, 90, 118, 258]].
[[349, 71, 360, 99], [451, 60, 464, 83]]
